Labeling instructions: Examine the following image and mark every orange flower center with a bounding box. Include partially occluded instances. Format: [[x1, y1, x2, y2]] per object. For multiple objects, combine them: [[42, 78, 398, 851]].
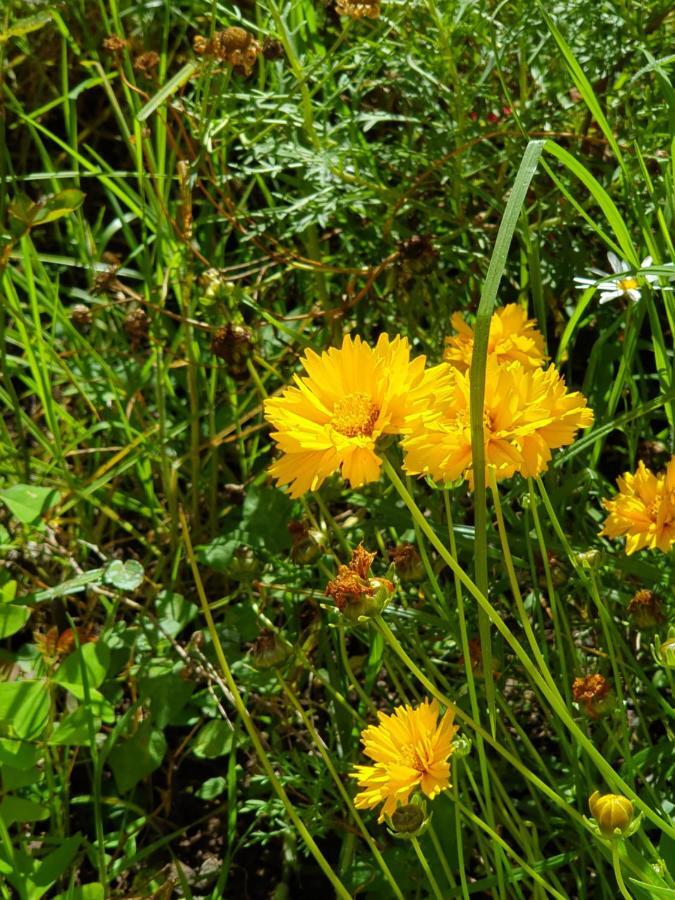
[[401, 744, 426, 773], [332, 392, 380, 437], [617, 277, 639, 292]]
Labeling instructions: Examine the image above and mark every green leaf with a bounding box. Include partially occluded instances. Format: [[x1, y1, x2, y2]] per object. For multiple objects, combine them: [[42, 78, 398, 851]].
[[0, 737, 41, 769], [102, 559, 144, 592], [196, 537, 240, 572], [1, 764, 41, 790], [136, 61, 199, 122], [0, 795, 49, 825], [48, 706, 101, 746], [241, 485, 293, 553], [53, 642, 110, 691], [0, 484, 60, 524], [139, 668, 194, 729], [34, 834, 81, 890], [108, 720, 167, 792], [0, 681, 50, 739], [30, 190, 85, 226], [0, 603, 30, 638], [192, 719, 237, 759], [155, 590, 198, 638], [195, 776, 227, 801], [53, 886, 105, 900], [0, 13, 53, 41]]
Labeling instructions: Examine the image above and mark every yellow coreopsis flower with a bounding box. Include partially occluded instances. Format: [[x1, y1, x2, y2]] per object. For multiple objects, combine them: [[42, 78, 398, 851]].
[[444, 303, 547, 371], [402, 358, 593, 485], [351, 699, 458, 822], [600, 458, 675, 554], [264, 334, 445, 498]]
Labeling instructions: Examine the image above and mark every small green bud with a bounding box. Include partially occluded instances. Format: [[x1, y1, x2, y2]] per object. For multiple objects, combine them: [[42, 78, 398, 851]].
[[250, 631, 290, 670], [228, 544, 261, 581]]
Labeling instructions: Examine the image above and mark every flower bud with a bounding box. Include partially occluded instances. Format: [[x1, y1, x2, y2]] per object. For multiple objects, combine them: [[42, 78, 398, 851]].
[[288, 520, 324, 565], [250, 630, 290, 670], [574, 549, 602, 570], [588, 791, 634, 838], [391, 803, 425, 834], [657, 633, 675, 669], [228, 545, 261, 581], [389, 543, 424, 582]]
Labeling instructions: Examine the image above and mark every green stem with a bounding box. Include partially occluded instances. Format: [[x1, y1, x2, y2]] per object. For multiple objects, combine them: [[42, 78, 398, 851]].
[[411, 835, 444, 900], [611, 844, 634, 900], [180, 509, 352, 900]]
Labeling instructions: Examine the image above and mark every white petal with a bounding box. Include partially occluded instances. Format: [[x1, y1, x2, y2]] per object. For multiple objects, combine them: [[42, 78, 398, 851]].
[[641, 256, 653, 268], [627, 289, 641, 301], [589, 267, 610, 277], [598, 280, 620, 292], [598, 291, 623, 304], [574, 277, 596, 288], [607, 252, 624, 273]]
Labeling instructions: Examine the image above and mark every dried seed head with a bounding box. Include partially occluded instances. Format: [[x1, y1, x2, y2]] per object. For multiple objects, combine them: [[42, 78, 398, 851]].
[[210, 324, 254, 378], [391, 803, 426, 834], [103, 35, 128, 53], [71, 304, 92, 330], [572, 674, 613, 718], [133, 51, 160, 74], [123, 307, 150, 347], [194, 27, 261, 75], [627, 589, 664, 629], [335, 0, 381, 18], [325, 544, 393, 622], [92, 255, 122, 295]]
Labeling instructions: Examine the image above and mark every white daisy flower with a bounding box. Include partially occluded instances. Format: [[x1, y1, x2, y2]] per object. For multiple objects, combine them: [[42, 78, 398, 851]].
[[574, 252, 659, 304]]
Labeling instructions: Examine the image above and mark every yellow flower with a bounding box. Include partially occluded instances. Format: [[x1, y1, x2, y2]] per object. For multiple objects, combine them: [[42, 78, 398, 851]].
[[600, 457, 675, 554], [264, 334, 445, 497], [444, 304, 547, 371], [402, 358, 593, 486], [351, 699, 458, 822]]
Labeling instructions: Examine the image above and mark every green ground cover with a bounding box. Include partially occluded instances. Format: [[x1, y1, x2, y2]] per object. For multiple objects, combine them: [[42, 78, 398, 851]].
[[0, 0, 674, 896]]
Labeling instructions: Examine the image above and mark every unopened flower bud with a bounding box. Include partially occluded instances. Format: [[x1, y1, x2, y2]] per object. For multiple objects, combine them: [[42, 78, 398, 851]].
[[575, 549, 602, 570], [658, 634, 675, 669], [391, 803, 425, 834], [588, 791, 635, 838], [250, 630, 290, 670], [289, 520, 324, 565], [389, 543, 424, 582], [228, 545, 260, 581]]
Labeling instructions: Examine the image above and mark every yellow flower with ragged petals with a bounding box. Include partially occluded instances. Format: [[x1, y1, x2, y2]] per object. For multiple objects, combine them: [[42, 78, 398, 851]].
[[444, 303, 547, 372], [264, 334, 446, 498], [401, 357, 593, 486], [600, 458, 675, 554], [351, 699, 458, 822]]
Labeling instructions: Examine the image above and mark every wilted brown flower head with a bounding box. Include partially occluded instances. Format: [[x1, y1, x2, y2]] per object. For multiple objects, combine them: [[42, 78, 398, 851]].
[[336, 0, 381, 18], [194, 27, 261, 75], [262, 38, 284, 60], [627, 589, 664, 629], [133, 51, 160, 74], [103, 35, 128, 53], [572, 674, 613, 719], [325, 544, 392, 620]]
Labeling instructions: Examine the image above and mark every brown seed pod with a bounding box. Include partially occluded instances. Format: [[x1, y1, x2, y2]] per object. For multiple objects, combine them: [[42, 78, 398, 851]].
[[133, 51, 160, 74], [194, 27, 261, 75], [123, 307, 150, 348], [335, 0, 381, 19]]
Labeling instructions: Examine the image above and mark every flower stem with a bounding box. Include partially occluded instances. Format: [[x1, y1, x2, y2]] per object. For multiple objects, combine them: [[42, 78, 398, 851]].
[[179, 509, 352, 900], [611, 843, 634, 900], [411, 835, 444, 900]]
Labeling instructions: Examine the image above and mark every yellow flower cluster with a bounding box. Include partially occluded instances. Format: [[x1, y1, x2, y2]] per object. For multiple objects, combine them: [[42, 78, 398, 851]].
[[600, 457, 675, 554], [264, 314, 593, 494]]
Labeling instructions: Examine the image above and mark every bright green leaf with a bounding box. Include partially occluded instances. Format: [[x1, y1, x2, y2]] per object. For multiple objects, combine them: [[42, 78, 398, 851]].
[[0, 484, 60, 525]]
